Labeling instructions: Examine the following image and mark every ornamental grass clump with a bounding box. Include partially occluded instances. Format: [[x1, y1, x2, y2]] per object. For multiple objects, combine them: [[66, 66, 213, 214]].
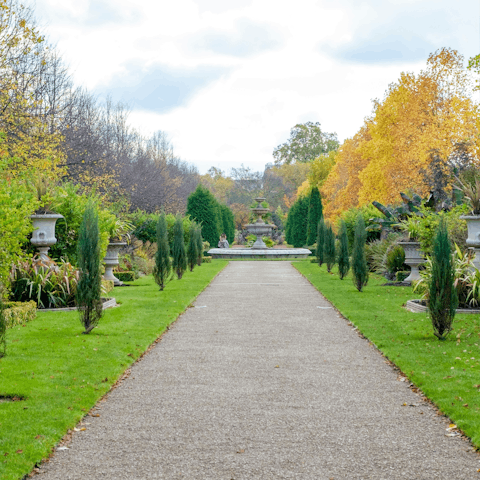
[[352, 215, 368, 292], [428, 218, 458, 340], [76, 203, 103, 334], [324, 222, 336, 273], [187, 224, 198, 272], [153, 211, 172, 291], [172, 214, 187, 279], [337, 220, 350, 280], [316, 219, 325, 266]]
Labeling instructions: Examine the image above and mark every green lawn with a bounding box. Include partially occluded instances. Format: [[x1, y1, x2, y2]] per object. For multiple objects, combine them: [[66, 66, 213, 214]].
[[0, 261, 227, 480], [294, 261, 480, 448]]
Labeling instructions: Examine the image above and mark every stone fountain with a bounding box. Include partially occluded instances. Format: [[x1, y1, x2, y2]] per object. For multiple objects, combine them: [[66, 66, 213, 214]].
[[244, 197, 275, 249], [208, 195, 311, 259]]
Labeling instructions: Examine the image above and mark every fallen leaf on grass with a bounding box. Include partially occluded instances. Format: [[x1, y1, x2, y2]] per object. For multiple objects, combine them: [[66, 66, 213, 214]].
[[102, 377, 108, 383], [464, 404, 469, 408], [16, 450, 23, 454], [3, 453, 8, 456], [35, 435, 44, 440]]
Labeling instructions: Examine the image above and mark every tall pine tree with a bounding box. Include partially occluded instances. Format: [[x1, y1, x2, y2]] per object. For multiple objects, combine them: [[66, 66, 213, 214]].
[[76, 203, 103, 334], [352, 215, 368, 292], [153, 211, 171, 290], [172, 215, 187, 279], [186, 185, 220, 248], [323, 222, 336, 273], [337, 220, 350, 279], [316, 219, 325, 266], [306, 187, 323, 245]]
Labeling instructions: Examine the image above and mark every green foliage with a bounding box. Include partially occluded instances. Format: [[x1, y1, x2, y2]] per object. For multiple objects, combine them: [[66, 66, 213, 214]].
[[220, 204, 235, 244], [337, 220, 350, 280], [273, 121, 339, 165], [386, 245, 406, 274], [323, 223, 336, 273], [172, 215, 187, 280], [76, 203, 103, 334], [0, 294, 5, 357], [115, 271, 135, 282], [364, 233, 402, 274], [338, 203, 383, 252], [262, 236, 275, 248], [3, 301, 37, 328], [352, 215, 369, 291], [306, 187, 323, 245], [428, 218, 458, 340], [195, 228, 203, 266], [187, 224, 198, 272], [186, 185, 220, 248], [0, 156, 39, 292], [10, 257, 79, 308], [153, 212, 172, 290], [316, 219, 325, 266], [286, 195, 309, 247]]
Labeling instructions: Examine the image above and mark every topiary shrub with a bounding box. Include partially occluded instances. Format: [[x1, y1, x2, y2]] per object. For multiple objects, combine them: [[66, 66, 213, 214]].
[[153, 212, 172, 290], [195, 228, 203, 266], [115, 271, 135, 282], [337, 220, 350, 280], [428, 218, 458, 340], [187, 224, 198, 272], [352, 215, 369, 292], [316, 219, 325, 266], [203, 256, 212, 263], [324, 223, 336, 273], [172, 214, 187, 279], [76, 203, 103, 334]]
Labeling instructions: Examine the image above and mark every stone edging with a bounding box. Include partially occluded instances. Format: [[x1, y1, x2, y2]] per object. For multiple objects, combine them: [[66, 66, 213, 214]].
[[405, 299, 480, 314], [39, 297, 117, 313]]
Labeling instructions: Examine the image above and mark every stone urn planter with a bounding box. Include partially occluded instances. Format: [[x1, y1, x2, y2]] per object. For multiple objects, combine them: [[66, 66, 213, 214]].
[[103, 242, 127, 286], [30, 213, 64, 260], [398, 241, 423, 284], [460, 215, 480, 270]]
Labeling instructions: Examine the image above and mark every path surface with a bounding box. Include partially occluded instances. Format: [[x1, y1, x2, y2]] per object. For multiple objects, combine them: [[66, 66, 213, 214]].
[[39, 262, 479, 479]]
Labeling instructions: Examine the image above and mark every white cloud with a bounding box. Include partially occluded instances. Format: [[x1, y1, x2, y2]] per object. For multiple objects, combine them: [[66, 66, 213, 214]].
[[34, 0, 479, 173]]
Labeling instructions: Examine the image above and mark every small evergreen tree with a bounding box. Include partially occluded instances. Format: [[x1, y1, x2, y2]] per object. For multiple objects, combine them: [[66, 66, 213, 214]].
[[220, 204, 235, 244], [323, 222, 336, 273], [316, 219, 325, 266], [76, 203, 103, 334], [153, 211, 171, 290], [172, 214, 187, 279], [428, 218, 457, 340], [186, 185, 220, 247], [351, 215, 368, 292], [337, 220, 350, 280], [195, 227, 203, 266], [0, 293, 6, 358], [306, 188, 323, 245], [187, 224, 198, 272], [291, 195, 309, 247]]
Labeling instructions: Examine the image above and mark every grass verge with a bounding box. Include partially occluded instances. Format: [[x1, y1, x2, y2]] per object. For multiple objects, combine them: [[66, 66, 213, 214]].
[[294, 261, 480, 448], [0, 261, 227, 480]]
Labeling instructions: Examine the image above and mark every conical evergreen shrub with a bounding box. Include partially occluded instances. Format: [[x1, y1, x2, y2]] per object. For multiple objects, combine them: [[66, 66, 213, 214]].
[[316, 219, 325, 266], [76, 203, 103, 334], [187, 224, 198, 272], [0, 293, 6, 357], [351, 215, 368, 292], [153, 211, 171, 290], [306, 188, 323, 245], [220, 204, 235, 244], [290, 195, 309, 247], [172, 214, 187, 279], [323, 222, 336, 273], [195, 227, 203, 266], [428, 218, 458, 340], [337, 220, 350, 280]]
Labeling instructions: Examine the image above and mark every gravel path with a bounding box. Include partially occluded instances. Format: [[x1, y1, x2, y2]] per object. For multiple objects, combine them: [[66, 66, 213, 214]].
[[39, 261, 480, 479]]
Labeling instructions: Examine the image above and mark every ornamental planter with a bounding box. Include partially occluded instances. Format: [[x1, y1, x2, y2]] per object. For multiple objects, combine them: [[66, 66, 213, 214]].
[[30, 213, 63, 260], [103, 242, 127, 286], [397, 241, 423, 284], [460, 215, 480, 270]]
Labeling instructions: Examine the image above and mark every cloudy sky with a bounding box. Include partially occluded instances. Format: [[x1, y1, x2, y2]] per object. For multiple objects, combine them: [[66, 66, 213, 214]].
[[34, 0, 479, 174]]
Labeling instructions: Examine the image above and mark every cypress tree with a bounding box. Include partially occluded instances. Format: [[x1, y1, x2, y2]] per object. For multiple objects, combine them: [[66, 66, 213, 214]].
[[429, 218, 457, 340], [285, 202, 297, 245], [153, 211, 171, 290], [187, 224, 198, 272], [195, 227, 203, 266], [291, 195, 309, 248], [172, 214, 187, 279], [0, 293, 6, 358], [316, 218, 325, 266], [186, 185, 220, 248], [220, 204, 235, 244], [306, 188, 323, 245], [337, 220, 350, 280], [76, 203, 103, 334], [323, 222, 336, 273], [351, 215, 368, 292]]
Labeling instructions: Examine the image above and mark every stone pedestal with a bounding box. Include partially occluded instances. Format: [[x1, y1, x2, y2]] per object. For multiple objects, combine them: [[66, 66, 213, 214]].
[[398, 241, 423, 284], [461, 216, 480, 271], [103, 242, 127, 286]]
